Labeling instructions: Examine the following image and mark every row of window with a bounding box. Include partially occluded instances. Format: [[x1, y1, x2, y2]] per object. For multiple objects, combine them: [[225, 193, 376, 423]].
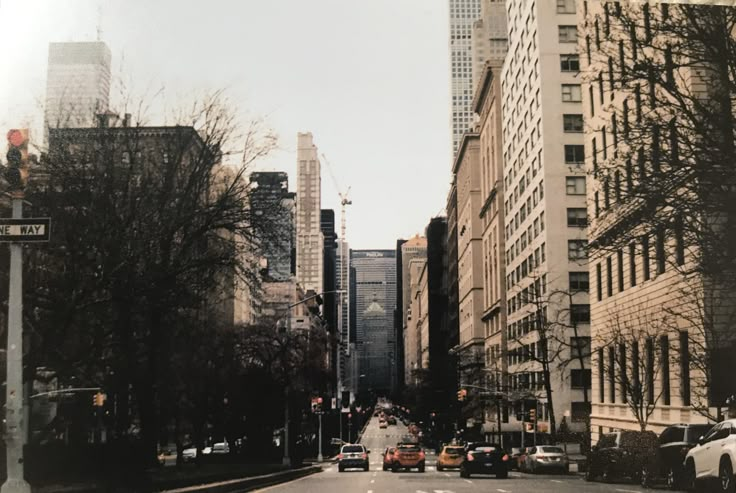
[[595, 222, 685, 301], [597, 331, 689, 407], [508, 274, 547, 315]]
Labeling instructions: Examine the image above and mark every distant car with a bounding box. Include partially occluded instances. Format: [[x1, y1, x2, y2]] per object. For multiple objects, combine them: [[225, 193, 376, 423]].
[[379, 420, 388, 429], [460, 442, 509, 479], [684, 419, 736, 492], [387, 416, 397, 425], [437, 445, 465, 471], [585, 430, 658, 483], [382, 447, 396, 471], [338, 444, 370, 472], [641, 423, 712, 490], [182, 445, 197, 463], [523, 446, 569, 474], [509, 447, 525, 471], [392, 443, 426, 472], [211, 442, 229, 454]]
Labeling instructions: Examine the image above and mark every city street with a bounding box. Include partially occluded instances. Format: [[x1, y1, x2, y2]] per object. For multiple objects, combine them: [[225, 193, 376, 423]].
[[256, 416, 655, 493]]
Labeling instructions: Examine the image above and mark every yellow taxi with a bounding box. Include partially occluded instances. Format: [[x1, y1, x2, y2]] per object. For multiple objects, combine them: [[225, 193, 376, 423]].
[[436, 444, 465, 471]]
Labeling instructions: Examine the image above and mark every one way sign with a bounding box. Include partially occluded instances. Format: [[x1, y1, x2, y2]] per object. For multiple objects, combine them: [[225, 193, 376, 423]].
[[0, 218, 51, 242]]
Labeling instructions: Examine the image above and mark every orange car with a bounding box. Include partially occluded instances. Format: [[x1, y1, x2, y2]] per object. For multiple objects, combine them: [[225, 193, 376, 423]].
[[436, 445, 465, 471], [391, 443, 426, 472], [382, 446, 396, 471]]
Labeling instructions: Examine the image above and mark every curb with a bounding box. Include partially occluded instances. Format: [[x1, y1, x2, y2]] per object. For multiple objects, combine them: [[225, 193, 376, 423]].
[[160, 465, 322, 493]]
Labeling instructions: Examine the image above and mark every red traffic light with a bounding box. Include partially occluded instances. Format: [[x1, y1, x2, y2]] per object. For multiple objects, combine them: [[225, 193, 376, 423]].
[[317, 397, 323, 404]]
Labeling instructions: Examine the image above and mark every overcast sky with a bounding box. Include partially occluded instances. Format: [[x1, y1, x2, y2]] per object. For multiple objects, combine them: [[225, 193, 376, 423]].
[[0, 0, 452, 249]]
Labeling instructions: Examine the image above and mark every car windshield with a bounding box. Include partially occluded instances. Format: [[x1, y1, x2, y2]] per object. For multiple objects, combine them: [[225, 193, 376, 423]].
[[539, 446, 564, 454], [685, 425, 714, 443], [445, 447, 464, 454], [472, 446, 498, 453], [342, 446, 364, 453]]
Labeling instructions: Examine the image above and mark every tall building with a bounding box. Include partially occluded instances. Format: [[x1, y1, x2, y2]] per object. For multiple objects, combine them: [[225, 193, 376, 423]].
[[394, 239, 408, 390], [249, 172, 295, 282], [336, 239, 352, 397], [295, 133, 324, 294], [45, 42, 112, 133], [449, 0, 482, 155], [400, 237, 428, 330], [351, 250, 397, 394], [405, 257, 428, 385], [501, 0, 589, 436], [321, 209, 339, 386], [474, 62, 509, 438], [471, 1, 508, 91], [581, 2, 734, 440]]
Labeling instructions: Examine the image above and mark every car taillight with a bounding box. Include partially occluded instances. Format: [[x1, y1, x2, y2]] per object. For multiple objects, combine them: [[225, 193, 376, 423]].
[[362, 453, 367, 459], [420, 451, 426, 459], [502, 454, 509, 461], [537, 454, 545, 459], [338, 454, 343, 459], [467, 453, 475, 461]]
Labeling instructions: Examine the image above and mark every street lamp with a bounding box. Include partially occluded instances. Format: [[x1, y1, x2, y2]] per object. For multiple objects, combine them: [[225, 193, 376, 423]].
[[280, 289, 346, 467]]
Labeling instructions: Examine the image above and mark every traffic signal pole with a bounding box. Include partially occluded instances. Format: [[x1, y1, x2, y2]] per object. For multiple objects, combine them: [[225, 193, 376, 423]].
[[2, 193, 31, 493], [317, 413, 323, 462]]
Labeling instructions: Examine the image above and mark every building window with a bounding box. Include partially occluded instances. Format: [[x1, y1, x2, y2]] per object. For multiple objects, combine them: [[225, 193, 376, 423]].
[[629, 243, 637, 287], [617, 249, 624, 292], [557, 0, 576, 13], [567, 208, 588, 227], [609, 346, 616, 403], [571, 401, 591, 422], [661, 335, 670, 405], [592, 138, 598, 171], [642, 235, 651, 281], [569, 271, 589, 291], [596, 263, 602, 301], [680, 331, 690, 406], [606, 256, 613, 297], [585, 35, 592, 65], [564, 145, 585, 164], [619, 342, 628, 403], [559, 25, 578, 43], [614, 171, 621, 201], [560, 54, 580, 72], [571, 304, 590, 324], [571, 337, 591, 359], [562, 84, 582, 102], [568, 240, 588, 260], [632, 340, 640, 400], [598, 348, 605, 403], [571, 369, 592, 389], [625, 158, 633, 193], [566, 176, 586, 195], [675, 216, 685, 266], [563, 114, 584, 133], [655, 227, 666, 274], [646, 337, 655, 403], [589, 85, 595, 116]]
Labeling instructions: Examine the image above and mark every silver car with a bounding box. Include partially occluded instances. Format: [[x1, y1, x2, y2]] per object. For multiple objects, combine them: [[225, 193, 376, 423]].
[[523, 446, 569, 474]]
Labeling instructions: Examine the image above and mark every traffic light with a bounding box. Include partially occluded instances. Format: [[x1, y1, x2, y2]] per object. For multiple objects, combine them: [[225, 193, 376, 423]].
[[93, 392, 106, 407], [457, 389, 467, 401], [528, 408, 536, 422], [4, 129, 29, 191]]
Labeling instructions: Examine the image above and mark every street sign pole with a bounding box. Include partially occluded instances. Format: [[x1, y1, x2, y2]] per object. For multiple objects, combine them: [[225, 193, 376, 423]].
[[317, 412, 323, 462], [1, 194, 31, 493]]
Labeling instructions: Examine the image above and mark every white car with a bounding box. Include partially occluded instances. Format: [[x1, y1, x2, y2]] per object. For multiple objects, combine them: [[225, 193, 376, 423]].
[[182, 446, 197, 462], [684, 418, 736, 492]]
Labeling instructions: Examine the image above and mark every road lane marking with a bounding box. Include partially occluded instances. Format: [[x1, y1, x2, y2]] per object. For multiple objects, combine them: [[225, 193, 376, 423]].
[[372, 472, 377, 477], [551, 480, 563, 483], [370, 479, 375, 484], [615, 490, 640, 493], [324, 468, 333, 473], [464, 479, 473, 484], [443, 473, 450, 477], [497, 489, 510, 493]]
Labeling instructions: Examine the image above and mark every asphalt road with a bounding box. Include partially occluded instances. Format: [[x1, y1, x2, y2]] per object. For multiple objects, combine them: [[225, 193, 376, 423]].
[[255, 416, 659, 493]]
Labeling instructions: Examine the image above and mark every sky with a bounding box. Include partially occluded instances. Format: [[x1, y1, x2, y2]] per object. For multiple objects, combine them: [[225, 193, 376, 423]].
[[0, 0, 453, 250]]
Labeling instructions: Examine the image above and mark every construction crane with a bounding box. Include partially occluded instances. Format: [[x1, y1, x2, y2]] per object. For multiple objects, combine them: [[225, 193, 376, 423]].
[[321, 153, 352, 244]]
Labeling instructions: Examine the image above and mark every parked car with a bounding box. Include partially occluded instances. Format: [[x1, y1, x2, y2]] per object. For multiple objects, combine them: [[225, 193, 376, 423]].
[[436, 445, 465, 471], [387, 416, 397, 425], [641, 423, 713, 490], [182, 445, 197, 463], [460, 442, 509, 479], [382, 446, 396, 471], [379, 419, 388, 429], [392, 443, 426, 472], [523, 446, 569, 474], [585, 430, 659, 483], [211, 442, 229, 454], [338, 443, 370, 472], [684, 419, 736, 492]]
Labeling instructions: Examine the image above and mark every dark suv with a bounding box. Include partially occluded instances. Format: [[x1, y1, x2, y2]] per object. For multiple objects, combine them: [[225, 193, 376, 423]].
[[585, 430, 659, 483], [641, 423, 713, 490]]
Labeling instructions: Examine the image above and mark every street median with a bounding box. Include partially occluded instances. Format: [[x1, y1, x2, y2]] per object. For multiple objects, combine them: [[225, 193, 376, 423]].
[[160, 465, 322, 493]]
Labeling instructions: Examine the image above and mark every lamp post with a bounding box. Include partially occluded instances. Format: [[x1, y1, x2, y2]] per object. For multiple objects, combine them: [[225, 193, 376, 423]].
[[280, 290, 345, 467]]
